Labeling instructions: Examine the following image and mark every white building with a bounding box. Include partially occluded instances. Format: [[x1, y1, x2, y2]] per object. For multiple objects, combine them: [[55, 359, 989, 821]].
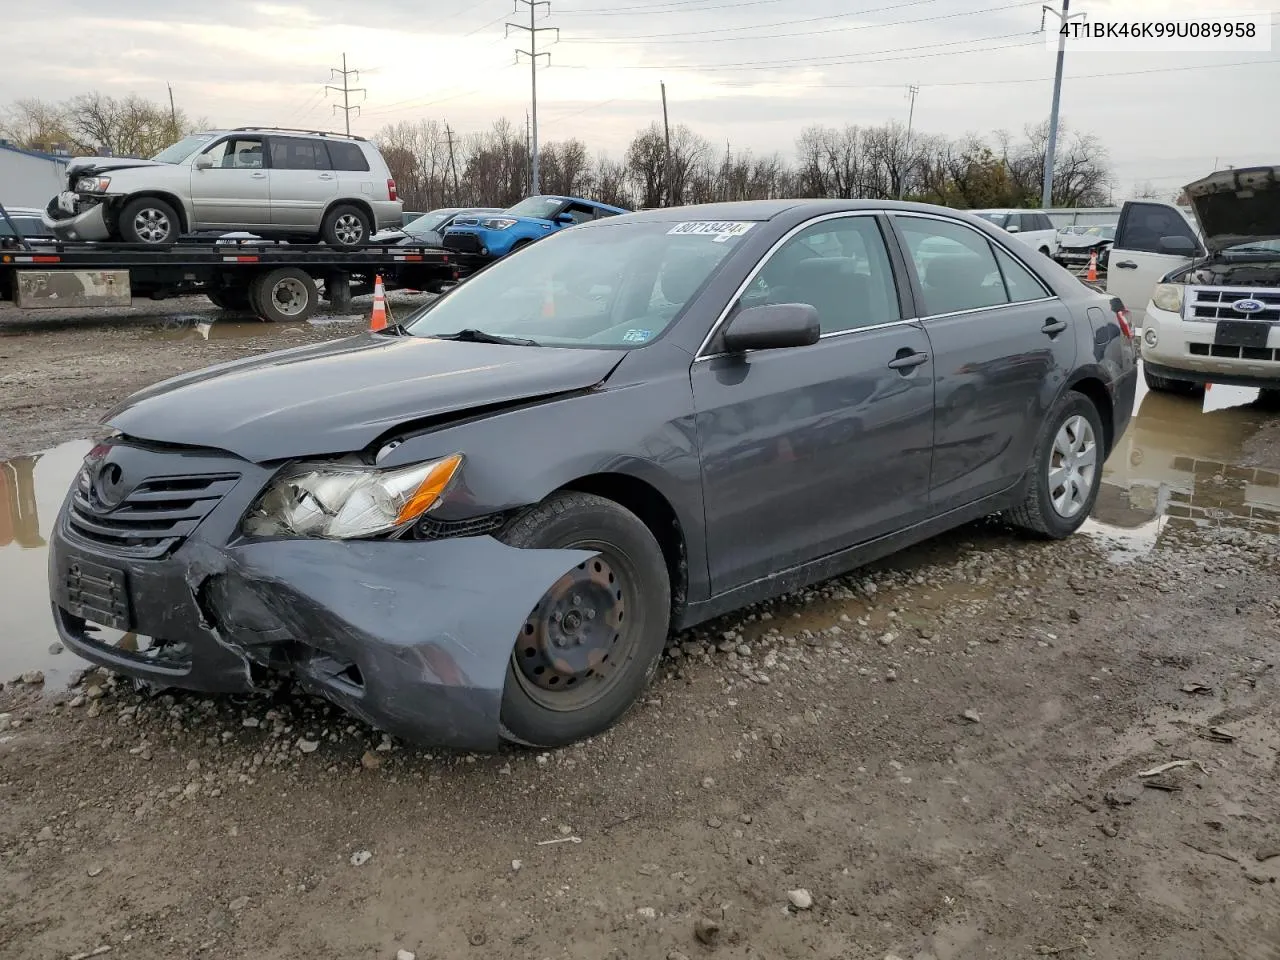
[[0, 141, 69, 210]]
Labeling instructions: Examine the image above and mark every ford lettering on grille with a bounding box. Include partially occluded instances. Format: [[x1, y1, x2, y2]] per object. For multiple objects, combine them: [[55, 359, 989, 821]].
[[1232, 298, 1265, 314]]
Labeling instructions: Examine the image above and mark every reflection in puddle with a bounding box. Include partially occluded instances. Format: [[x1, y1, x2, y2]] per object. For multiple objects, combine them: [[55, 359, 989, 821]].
[[0, 439, 93, 687], [147, 317, 307, 342], [1086, 368, 1280, 561]]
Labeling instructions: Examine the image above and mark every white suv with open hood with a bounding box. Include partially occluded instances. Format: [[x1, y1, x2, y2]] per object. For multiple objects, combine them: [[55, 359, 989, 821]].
[[41, 127, 402, 247], [1107, 166, 1280, 394]]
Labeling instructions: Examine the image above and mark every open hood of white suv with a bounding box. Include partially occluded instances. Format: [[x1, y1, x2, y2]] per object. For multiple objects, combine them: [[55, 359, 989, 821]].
[[1183, 165, 1280, 253]]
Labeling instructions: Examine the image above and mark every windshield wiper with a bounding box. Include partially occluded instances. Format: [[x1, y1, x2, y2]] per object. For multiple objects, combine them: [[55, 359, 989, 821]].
[[431, 328, 541, 346]]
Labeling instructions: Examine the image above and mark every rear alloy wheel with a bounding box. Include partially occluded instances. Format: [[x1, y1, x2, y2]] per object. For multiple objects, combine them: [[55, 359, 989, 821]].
[[1143, 365, 1203, 396], [119, 197, 180, 244], [1007, 391, 1105, 539], [249, 268, 318, 323], [498, 492, 671, 748], [321, 204, 371, 248]]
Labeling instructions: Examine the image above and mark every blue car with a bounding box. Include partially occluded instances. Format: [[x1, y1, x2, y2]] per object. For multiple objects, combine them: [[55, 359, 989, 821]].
[[442, 195, 629, 259]]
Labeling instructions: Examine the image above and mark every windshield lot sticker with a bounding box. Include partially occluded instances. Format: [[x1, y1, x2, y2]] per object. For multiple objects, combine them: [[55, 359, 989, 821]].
[[667, 221, 755, 242], [622, 329, 653, 343]]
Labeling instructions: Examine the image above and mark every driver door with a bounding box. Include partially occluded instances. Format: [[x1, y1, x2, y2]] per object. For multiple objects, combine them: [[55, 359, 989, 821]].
[[1106, 201, 1204, 325], [190, 135, 271, 228]]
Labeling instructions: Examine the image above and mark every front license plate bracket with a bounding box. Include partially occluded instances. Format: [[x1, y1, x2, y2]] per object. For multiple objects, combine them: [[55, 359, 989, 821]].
[[63, 557, 133, 631], [1214, 320, 1271, 349]]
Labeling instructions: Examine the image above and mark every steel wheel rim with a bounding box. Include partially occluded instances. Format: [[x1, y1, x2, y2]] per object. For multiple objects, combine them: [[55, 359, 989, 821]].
[[511, 543, 636, 712], [270, 277, 308, 316], [334, 214, 364, 245], [1048, 414, 1097, 519], [134, 208, 172, 243]]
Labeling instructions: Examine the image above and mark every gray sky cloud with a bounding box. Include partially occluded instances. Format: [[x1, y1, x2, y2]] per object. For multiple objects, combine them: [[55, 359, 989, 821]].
[[2, 0, 1276, 197]]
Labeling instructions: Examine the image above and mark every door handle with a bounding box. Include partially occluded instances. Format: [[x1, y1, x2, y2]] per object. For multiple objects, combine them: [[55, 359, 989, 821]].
[[318, 174, 335, 180], [1114, 260, 1137, 269], [251, 172, 266, 179], [887, 350, 929, 371], [1042, 317, 1068, 336]]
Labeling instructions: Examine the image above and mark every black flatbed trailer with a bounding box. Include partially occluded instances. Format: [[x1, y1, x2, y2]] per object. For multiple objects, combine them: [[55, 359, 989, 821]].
[[0, 204, 484, 322]]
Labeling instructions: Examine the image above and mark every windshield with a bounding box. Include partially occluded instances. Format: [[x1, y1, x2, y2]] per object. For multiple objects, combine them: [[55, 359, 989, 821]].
[[505, 196, 568, 220], [1224, 239, 1280, 256], [151, 134, 214, 164], [0, 215, 47, 238], [402, 220, 753, 348], [404, 210, 455, 235]]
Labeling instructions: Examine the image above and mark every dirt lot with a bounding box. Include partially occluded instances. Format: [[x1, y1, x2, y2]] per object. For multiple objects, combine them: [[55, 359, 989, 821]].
[[2, 304, 1279, 960]]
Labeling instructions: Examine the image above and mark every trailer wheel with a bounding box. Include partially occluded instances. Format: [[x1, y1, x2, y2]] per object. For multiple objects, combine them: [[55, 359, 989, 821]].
[[250, 268, 319, 323], [321, 204, 371, 248], [207, 285, 253, 312]]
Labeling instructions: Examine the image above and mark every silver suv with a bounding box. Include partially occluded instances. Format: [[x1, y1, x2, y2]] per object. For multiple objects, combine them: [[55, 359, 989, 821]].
[[43, 127, 402, 247]]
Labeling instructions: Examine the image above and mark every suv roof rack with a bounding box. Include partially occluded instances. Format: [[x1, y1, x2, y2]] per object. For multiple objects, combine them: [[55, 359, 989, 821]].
[[231, 126, 368, 142]]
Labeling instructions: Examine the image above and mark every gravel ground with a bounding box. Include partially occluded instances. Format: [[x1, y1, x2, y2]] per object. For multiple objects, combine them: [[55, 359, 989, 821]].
[[2, 304, 1279, 960]]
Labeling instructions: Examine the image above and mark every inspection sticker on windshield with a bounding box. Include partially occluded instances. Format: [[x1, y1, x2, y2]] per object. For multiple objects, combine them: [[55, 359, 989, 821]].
[[667, 221, 756, 242], [622, 329, 653, 343]]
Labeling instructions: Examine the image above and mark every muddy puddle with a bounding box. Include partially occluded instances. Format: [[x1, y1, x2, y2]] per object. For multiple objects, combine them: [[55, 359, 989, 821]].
[[3, 365, 1278, 688], [145, 316, 353, 342]]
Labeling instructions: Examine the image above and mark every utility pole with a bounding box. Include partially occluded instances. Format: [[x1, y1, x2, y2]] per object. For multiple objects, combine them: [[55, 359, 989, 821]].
[[325, 53, 366, 136], [660, 81, 671, 207], [508, 0, 558, 195], [898, 83, 919, 201], [167, 83, 177, 130], [526, 112, 532, 193], [1040, 0, 1084, 209], [441, 123, 460, 198]]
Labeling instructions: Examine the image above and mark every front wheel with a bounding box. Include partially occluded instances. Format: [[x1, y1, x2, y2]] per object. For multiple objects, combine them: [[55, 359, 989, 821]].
[[118, 197, 180, 244], [498, 492, 671, 748], [1007, 391, 1105, 539]]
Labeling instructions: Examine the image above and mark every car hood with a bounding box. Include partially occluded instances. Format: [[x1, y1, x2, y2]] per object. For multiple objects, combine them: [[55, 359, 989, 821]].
[[371, 228, 407, 243], [105, 334, 624, 463], [66, 157, 169, 177], [1184, 166, 1280, 252]]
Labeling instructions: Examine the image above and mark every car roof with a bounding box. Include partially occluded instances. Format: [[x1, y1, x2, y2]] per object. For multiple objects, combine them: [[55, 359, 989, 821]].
[[605, 198, 1006, 225]]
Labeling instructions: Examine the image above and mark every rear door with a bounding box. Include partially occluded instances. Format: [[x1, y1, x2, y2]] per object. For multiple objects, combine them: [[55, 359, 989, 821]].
[[890, 213, 1076, 510], [691, 212, 935, 592], [267, 136, 339, 229], [1106, 201, 1203, 325], [189, 135, 270, 227]]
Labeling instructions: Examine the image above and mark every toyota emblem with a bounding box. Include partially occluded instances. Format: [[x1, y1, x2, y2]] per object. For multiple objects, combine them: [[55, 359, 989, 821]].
[[94, 462, 126, 507]]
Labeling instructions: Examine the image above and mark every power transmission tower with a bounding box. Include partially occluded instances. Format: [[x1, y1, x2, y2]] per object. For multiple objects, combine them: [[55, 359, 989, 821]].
[[441, 123, 461, 199], [507, 1, 559, 195], [325, 53, 366, 136], [898, 84, 919, 201], [1039, 1, 1085, 208]]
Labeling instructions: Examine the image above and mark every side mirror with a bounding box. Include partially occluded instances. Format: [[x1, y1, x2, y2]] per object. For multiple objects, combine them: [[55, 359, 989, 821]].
[[555, 212, 575, 225], [193, 154, 213, 170], [722, 303, 820, 354], [1005, 223, 1021, 234], [1158, 234, 1197, 255]]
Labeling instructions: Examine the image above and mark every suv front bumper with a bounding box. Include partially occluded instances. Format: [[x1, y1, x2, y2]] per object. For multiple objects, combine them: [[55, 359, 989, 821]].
[[42, 195, 112, 242], [1141, 302, 1280, 388]]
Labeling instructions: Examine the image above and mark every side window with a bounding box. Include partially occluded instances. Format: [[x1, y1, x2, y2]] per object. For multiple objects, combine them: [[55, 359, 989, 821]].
[[896, 216, 1010, 315], [592, 206, 620, 220], [742, 216, 901, 334], [269, 137, 331, 171], [564, 204, 595, 225], [993, 246, 1051, 303], [202, 137, 264, 169], [1116, 202, 1199, 254], [327, 141, 371, 172]]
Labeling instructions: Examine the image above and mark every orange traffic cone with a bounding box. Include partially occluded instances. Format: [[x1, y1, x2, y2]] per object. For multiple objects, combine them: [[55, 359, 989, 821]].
[[369, 275, 388, 331], [1086, 250, 1098, 283]]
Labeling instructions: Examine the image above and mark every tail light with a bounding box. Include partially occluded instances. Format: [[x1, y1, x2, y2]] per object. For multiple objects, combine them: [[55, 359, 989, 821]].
[[387, 179, 398, 202], [1110, 296, 1133, 338]]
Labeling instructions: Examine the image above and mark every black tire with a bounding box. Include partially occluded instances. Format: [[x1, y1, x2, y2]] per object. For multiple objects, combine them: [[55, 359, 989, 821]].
[[207, 285, 253, 312], [497, 491, 671, 748], [320, 204, 371, 248], [1007, 391, 1106, 539], [248, 268, 318, 323], [1143, 365, 1203, 395], [118, 196, 180, 244]]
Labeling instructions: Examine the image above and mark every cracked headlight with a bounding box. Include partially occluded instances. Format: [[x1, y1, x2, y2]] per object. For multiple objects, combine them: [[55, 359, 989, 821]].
[[1151, 283, 1184, 314], [242, 454, 463, 540], [76, 176, 111, 193]]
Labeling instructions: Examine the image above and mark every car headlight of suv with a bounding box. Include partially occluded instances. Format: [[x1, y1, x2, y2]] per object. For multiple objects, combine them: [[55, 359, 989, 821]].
[[481, 217, 518, 230], [1151, 283, 1184, 314], [242, 454, 463, 540], [75, 176, 111, 193]]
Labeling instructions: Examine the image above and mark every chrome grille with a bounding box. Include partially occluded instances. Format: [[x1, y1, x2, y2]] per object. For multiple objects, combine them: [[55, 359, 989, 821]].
[[1186, 286, 1280, 323], [68, 471, 239, 560]]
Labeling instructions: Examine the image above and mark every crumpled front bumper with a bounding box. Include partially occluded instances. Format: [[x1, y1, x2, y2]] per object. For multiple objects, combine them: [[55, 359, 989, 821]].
[[49, 507, 594, 751], [42, 196, 112, 242]]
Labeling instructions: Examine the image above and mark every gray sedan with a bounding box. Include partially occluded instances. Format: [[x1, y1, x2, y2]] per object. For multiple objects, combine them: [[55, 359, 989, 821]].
[[48, 199, 1137, 751]]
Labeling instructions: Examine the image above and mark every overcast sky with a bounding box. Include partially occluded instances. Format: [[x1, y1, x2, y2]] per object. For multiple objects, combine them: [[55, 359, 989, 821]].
[[2, 0, 1276, 198]]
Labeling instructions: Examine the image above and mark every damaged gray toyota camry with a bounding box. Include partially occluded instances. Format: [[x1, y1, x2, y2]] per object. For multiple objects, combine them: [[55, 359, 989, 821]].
[[48, 199, 1137, 751]]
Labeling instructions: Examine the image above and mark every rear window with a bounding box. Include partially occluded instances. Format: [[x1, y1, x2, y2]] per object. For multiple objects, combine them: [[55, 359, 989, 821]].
[[327, 141, 371, 172]]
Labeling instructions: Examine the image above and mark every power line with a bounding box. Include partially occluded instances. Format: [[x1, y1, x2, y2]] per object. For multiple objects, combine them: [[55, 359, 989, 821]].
[[507, 0, 560, 194], [325, 53, 366, 136], [558, 0, 786, 15]]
